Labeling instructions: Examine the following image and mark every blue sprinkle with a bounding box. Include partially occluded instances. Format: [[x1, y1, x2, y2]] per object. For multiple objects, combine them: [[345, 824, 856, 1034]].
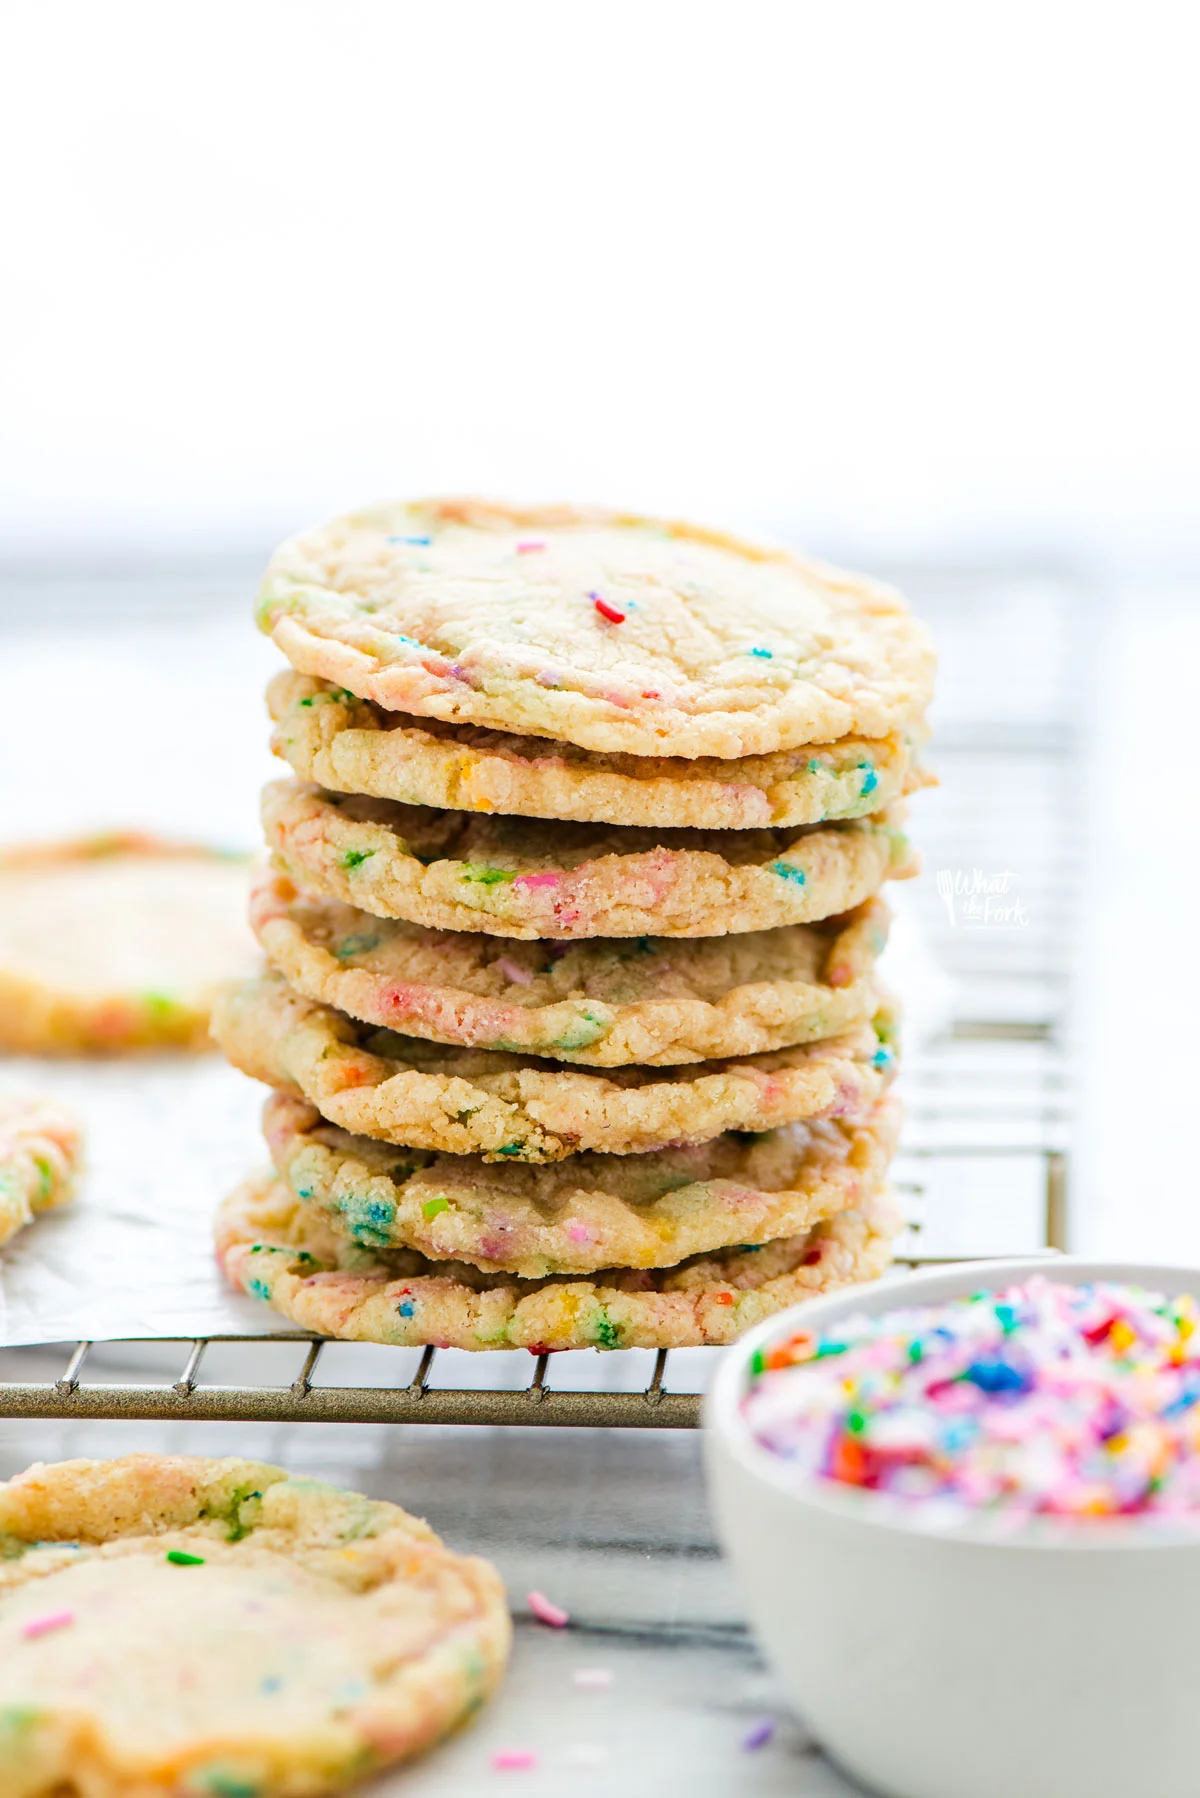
[[398, 1301, 416, 1318], [963, 1359, 1029, 1395], [858, 760, 879, 796], [388, 534, 432, 546], [872, 1046, 893, 1069], [248, 1278, 271, 1302], [295, 1185, 313, 1200], [770, 861, 806, 885], [748, 646, 773, 658], [261, 1676, 283, 1694]]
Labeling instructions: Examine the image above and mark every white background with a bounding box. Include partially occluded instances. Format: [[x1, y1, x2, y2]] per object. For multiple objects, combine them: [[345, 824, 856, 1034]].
[[1, 0, 1198, 566]]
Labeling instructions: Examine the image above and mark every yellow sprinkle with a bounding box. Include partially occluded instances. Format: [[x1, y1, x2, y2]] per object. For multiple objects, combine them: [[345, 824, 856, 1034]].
[[1109, 1320, 1136, 1353]]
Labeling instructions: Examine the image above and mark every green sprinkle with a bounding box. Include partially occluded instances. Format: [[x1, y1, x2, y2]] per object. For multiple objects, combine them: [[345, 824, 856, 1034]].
[[422, 1197, 450, 1220], [339, 848, 376, 870], [593, 1309, 621, 1350], [140, 991, 180, 1020], [495, 1143, 523, 1157], [846, 1409, 867, 1434], [750, 1348, 767, 1378], [167, 1549, 206, 1566], [459, 865, 514, 886], [298, 696, 314, 707]]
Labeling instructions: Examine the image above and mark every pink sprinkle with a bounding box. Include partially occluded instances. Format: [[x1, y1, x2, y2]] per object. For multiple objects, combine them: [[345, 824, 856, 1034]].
[[22, 1609, 74, 1639], [565, 1222, 593, 1244], [492, 1749, 538, 1771], [513, 872, 560, 891], [494, 955, 533, 986], [516, 539, 546, 554], [592, 593, 626, 624], [572, 1666, 613, 1689], [527, 1588, 570, 1627]]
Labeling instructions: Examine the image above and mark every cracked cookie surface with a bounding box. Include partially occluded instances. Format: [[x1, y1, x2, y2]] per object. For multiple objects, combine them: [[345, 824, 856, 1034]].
[[256, 498, 934, 757]]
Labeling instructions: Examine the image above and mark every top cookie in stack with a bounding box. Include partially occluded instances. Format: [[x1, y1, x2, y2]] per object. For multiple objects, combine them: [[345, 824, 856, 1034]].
[[214, 499, 934, 1353]]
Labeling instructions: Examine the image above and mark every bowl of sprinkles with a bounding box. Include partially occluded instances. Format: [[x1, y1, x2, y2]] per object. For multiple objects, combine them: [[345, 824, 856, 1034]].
[[705, 1258, 1200, 1798]]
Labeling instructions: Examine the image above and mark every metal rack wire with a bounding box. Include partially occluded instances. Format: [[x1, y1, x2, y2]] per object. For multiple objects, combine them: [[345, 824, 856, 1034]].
[[0, 567, 1082, 1432]]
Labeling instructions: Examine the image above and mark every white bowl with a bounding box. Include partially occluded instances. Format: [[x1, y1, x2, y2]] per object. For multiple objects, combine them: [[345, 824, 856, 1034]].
[[705, 1257, 1200, 1798]]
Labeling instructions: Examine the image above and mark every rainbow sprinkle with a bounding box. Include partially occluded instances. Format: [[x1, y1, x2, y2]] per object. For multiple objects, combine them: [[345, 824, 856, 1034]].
[[21, 1609, 74, 1639], [527, 1588, 570, 1627], [591, 593, 625, 624], [742, 1277, 1200, 1517]]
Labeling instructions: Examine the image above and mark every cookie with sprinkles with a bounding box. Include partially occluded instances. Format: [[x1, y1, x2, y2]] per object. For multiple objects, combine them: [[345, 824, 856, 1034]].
[[250, 866, 889, 1067], [0, 1454, 509, 1794], [269, 671, 930, 831], [258, 1089, 900, 1278], [0, 1093, 82, 1248], [218, 1172, 902, 1351], [256, 498, 935, 758], [263, 779, 914, 939], [213, 970, 896, 1161], [0, 834, 256, 1054]]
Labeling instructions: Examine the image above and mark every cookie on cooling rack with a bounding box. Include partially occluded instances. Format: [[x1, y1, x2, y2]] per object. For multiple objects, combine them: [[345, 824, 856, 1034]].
[[262, 779, 913, 939], [214, 970, 896, 1161], [0, 1092, 81, 1247], [218, 1173, 901, 1352], [250, 866, 889, 1066], [255, 498, 934, 758], [0, 834, 256, 1053], [269, 670, 927, 831], [0, 1454, 509, 1796], [257, 1088, 901, 1280]]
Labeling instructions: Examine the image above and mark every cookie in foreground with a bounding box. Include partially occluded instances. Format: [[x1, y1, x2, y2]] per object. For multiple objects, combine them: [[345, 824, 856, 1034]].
[[217, 1172, 901, 1351], [0, 834, 256, 1054], [0, 1454, 509, 1796], [263, 778, 914, 939], [0, 1092, 81, 1247], [256, 498, 934, 757], [214, 970, 896, 1160]]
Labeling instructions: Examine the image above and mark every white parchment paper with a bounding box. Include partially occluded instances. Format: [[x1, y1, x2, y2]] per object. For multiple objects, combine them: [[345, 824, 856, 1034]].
[[0, 1054, 292, 1345]]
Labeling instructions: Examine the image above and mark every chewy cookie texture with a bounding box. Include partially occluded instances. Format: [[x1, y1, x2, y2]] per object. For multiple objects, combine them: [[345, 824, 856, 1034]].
[[219, 498, 932, 1347], [269, 669, 927, 831], [249, 866, 890, 1067], [219, 1174, 903, 1353], [212, 969, 896, 1161], [258, 1088, 901, 1280], [261, 778, 914, 939], [0, 1454, 509, 1796]]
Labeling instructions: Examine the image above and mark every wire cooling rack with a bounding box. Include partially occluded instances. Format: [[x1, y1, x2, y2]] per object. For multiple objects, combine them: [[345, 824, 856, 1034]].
[[0, 565, 1082, 1432]]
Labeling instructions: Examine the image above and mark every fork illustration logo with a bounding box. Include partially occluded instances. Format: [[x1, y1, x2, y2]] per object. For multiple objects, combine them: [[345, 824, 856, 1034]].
[[937, 868, 1028, 929]]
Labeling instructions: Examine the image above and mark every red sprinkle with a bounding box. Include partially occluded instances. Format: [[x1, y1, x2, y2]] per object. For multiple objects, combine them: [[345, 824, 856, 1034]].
[[527, 1588, 570, 1627], [591, 593, 625, 624]]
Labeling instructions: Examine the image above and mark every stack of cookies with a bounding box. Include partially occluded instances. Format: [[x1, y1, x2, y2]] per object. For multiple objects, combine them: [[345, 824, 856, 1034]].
[[214, 500, 934, 1354]]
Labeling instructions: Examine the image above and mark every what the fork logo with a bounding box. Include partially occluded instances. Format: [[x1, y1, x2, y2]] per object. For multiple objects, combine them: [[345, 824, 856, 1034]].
[[936, 869, 1028, 930]]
